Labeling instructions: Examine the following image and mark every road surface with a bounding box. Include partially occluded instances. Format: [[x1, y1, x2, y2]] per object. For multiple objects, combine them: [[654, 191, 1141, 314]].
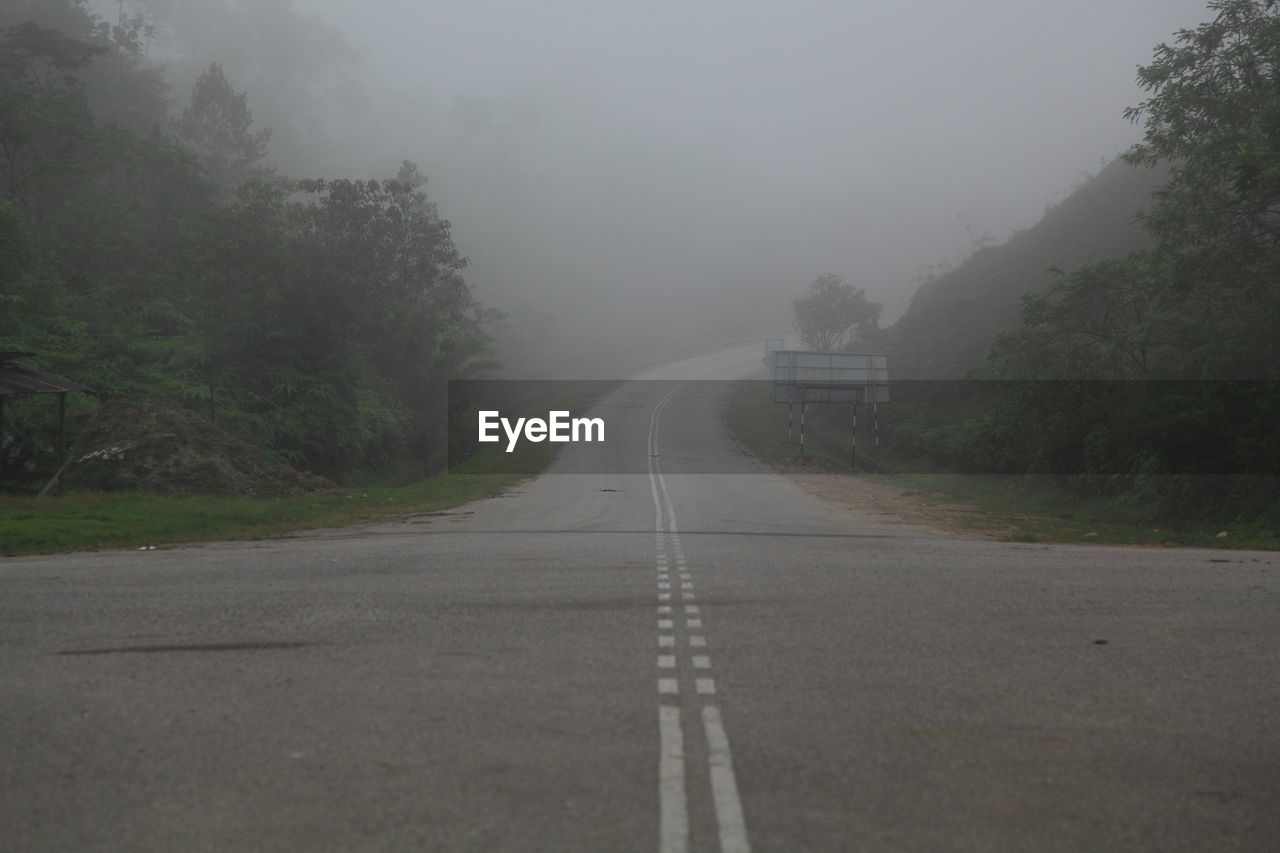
[[2, 343, 1278, 851]]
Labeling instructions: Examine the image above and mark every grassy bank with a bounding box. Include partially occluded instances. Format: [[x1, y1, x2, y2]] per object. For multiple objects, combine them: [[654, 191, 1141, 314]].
[[1, 384, 608, 557], [0, 473, 526, 556], [725, 381, 1280, 549]]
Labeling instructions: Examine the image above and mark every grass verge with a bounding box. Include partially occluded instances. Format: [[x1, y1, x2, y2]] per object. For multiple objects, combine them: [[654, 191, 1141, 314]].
[[725, 381, 1280, 550], [0, 473, 525, 556], [2, 384, 610, 557]]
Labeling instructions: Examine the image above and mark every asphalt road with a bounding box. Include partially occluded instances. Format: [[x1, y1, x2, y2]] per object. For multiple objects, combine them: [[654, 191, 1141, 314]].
[[2, 343, 1278, 851]]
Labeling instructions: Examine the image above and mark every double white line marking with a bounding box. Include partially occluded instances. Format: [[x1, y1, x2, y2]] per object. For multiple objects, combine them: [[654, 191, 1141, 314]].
[[649, 383, 750, 853]]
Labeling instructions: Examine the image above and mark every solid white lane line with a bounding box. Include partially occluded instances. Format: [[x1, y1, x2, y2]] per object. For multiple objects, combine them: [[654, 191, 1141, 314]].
[[659, 707, 689, 853], [649, 385, 682, 535], [696, 679, 716, 695], [703, 706, 750, 853], [659, 678, 679, 694], [692, 656, 711, 669]]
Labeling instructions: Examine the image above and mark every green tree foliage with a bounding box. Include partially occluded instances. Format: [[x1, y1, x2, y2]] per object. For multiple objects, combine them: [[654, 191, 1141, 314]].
[[0, 20, 103, 218], [0, 2, 495, 484], [792, 273, 882, 351], [1126, 0, 1280, 264], [194, 164, 494, 475]]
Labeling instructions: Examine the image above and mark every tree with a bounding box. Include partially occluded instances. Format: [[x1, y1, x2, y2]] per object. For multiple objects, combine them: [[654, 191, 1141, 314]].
[[1126, 0, 1280, 258], [176, 62, 270, 191], [1119, 0, 1280, 376], [792, 273, 882, 351], [194, 162, 494, 476], [125, 0, 358, 174]]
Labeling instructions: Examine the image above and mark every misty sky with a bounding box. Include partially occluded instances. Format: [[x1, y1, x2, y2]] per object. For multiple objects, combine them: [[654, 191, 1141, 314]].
[[289, 0, 1212, 328]]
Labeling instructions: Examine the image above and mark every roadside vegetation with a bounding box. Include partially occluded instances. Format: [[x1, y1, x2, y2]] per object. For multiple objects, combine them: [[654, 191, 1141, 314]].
[[0, 430, 560, 556], [0, 2, 496, 488], [0, 374, 605, 555], [726, 380, 1280, 550], [792, 0, 1280, 525], [0, 473, 521, 556]]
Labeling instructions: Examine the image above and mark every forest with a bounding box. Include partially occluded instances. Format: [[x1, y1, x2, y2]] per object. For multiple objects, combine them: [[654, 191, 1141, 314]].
[[1, 0, 496, 483]]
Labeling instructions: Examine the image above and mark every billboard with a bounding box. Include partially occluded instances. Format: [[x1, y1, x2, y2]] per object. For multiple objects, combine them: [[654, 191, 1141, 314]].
[[770, 351, 889, 403]]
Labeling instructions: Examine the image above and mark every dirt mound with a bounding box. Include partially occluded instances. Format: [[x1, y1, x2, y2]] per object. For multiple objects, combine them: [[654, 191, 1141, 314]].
[[62, 401, 337, 496]]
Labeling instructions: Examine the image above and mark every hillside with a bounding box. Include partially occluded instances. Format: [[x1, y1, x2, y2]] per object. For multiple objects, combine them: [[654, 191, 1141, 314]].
[[885, 156, 1170, 378]]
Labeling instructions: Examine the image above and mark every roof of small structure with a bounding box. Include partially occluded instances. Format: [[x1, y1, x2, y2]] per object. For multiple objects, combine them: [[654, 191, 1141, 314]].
[[0, 352, 96, 396]]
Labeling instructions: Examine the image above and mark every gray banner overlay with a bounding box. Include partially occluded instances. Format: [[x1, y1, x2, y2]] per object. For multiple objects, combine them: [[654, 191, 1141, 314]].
[[447, 380, 1280, 475]]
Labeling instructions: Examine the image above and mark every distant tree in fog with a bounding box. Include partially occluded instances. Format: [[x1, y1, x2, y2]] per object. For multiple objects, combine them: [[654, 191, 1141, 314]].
[[792, 273, 882, 351], [176, 62, 270, 191]]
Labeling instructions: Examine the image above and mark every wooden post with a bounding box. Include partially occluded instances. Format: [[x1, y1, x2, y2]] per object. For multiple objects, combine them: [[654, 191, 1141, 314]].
[[851, 401, 857, 470], [57, 392, 67, 496], [57, 393, 66, 465], [799, 398, 806, 457]]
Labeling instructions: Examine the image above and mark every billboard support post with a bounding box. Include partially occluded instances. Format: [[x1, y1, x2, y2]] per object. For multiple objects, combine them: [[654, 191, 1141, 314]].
[[768, 350, 889, 468], [799, 398, 807, 456], [851, 401, 857, 470]]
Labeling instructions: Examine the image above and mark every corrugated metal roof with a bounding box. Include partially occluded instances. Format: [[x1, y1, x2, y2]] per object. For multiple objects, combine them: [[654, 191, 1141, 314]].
[[0, 353, 95, 396]]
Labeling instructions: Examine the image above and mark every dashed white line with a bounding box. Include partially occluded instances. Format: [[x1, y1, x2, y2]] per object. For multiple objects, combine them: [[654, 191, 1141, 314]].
[[692, 656, 712, 670], [659, 678, 679, 695], [658, 655, 676, 668], [696, 678, 717, 695]]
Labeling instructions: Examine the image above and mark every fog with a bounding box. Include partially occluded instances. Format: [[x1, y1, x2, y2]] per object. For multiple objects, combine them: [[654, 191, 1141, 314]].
[[117, 0, 1215, 375]]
